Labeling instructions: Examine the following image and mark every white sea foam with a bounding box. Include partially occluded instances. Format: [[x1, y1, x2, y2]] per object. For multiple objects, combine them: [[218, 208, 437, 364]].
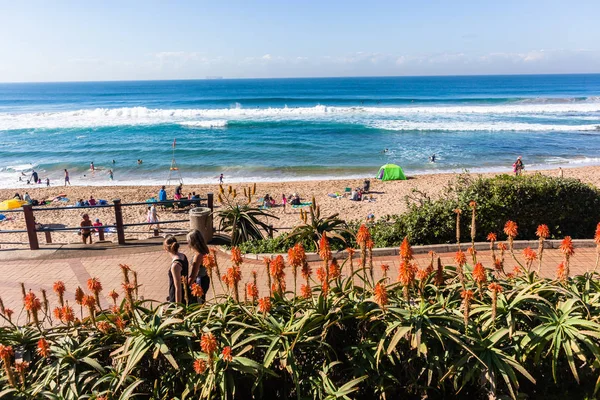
[[370, 121, 600, 132], [1, 103, 600, 130], [179, 120, 228, 128]]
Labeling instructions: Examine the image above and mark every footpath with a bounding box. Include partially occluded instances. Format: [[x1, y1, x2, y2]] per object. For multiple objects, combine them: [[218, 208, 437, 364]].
[[0, 241, 597, 325]]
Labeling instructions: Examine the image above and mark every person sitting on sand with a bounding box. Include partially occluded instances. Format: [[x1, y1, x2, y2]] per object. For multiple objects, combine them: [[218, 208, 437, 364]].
[[187, 229, 211, 304], [164, 236, 189, 303], [13, 192, 22, 200], [290, 193, 301, 206], [89, 196, 97, 206], [158, 186, 167, 202], [75, 199, 84, 207], [23, 192, 32, 204], [80, 214, 93, 244], [192, 192, 200, 200], [93, 218, 103, 233], [174, 184, 183, 201]]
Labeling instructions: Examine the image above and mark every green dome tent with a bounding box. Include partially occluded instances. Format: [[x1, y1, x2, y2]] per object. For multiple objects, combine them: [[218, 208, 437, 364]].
[[377, 163, 406, 181]]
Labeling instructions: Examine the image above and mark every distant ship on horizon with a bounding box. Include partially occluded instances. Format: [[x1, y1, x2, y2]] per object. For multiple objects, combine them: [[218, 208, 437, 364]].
[[205, 76, 223, 80]]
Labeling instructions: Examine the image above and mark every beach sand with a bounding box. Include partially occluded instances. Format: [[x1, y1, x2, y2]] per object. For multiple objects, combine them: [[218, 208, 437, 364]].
[[1, 166, 599, 248]]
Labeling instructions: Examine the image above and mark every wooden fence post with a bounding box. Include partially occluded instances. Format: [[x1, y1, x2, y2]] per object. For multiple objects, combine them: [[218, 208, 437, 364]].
[[44, 231, 52, 244], [113, 199, 126, 245], [22, 205, 39, 250], [207, 193, 214, 212], [98, 228, 105, 241]]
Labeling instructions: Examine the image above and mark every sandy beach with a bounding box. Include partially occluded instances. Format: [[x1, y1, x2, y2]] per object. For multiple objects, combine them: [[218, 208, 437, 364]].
[[1, 165, 599, 248]]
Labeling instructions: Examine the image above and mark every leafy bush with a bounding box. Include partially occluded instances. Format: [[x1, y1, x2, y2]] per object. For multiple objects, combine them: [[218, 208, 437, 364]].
[[2, 235, 600, 399]]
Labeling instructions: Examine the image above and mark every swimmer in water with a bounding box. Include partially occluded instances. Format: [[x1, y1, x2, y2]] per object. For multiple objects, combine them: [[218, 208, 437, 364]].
[[429, 154, 436, 163]]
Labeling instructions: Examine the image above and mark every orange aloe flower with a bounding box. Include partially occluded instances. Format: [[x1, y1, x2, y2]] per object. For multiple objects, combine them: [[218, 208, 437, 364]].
[[316, 266, 326, 283], [53, 307, 63, 322], [416, 268, 429, 281], [258, 297, 272, 314], [203, 253, 216, 275], [560, 236, 575, 257], [246, 282, 258, 300], [328, 258, 341, 280], [488, 282, 503, 293], [37, 338, 50, 358], [53, 281, 66, 305], [221, 346, 233, 362], [114, 316, 126, 331], [497, 242, 507, 251], [97, 321, 111, 334], [486, 233, 497, 242], [397, 260, 415, 286], [503, 220, 518, 238], [301, 263, 312, 280], [24, 291, 41, 312], [61, 305, 75, 322], [108, 290, 119, 303], [536, 224, 550, 239], [454, 250, 467, 266], [226, 266, 242, 288], [300, 284, 312, 298], [595, 222, 600, 246], [191, 283, 204, 298], [356, 224, 372, 246], [493, 259, 503, 271], [556, 262, 567, 281], [523, 247, 537, 262], [287, 246, 299, 267], [200, 332, 218, 354], [193, 359, 208, 374], [373, 282, 388, 308], [380, 264, 390, 276], [400, 237, 413, 261], [472, 262, 487, 284], [230, 247, 243, 266], [318, 233, 332, 261], [74, 287, 84, 305], [87, 277, 103, 294]]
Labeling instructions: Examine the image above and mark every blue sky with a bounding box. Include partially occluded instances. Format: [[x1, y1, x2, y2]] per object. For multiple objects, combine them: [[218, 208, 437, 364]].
[[1, 0, 600, 82]]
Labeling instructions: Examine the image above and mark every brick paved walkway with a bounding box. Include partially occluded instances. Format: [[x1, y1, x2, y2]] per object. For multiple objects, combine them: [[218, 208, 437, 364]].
[[0, 245, 597, 325]]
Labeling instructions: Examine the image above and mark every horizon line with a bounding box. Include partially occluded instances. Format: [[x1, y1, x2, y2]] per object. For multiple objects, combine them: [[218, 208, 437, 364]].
[[1, 72, 600, 85]]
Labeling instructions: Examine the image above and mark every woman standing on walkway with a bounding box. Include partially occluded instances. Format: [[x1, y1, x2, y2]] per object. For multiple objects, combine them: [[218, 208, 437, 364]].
[[164, 236, 189, 303], [187, 229, 210, 304]]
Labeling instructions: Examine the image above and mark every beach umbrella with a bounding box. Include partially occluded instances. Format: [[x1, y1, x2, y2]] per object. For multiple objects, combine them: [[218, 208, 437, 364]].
[[0, 198, 27, 211]]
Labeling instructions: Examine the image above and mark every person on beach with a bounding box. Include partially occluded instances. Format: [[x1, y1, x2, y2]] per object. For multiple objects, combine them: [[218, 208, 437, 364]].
[[174, 184, 183, 200], [30, 170, 39, 184], [219, 174, 224, 184], [46, 178, 50, 187], [164, 236, 189, 303], [147, 204, 159, 230], [513, 156, 524, 176], [429, 154, 436, 163], [187, 229, 211, 304], [90, 162, 95, 171], [158, 186, 167, 202], [108, 169, 113, 181], [558, 167, 564, 178], [64, 169, 71, 186], [93, 218, 103, 233], [282, 193, 287, 213], [13, 193, 22, 200], [80, 214, 93, 244], [89, 196, 97, 206], [137, 159, 143, 165]]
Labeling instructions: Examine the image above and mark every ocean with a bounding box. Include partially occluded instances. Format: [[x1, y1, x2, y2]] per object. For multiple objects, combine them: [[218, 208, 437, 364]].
[[0, 74, 599, 188]]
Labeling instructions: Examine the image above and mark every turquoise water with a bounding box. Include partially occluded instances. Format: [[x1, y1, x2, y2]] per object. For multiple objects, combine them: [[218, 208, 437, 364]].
[[0, 75, 599, 187]]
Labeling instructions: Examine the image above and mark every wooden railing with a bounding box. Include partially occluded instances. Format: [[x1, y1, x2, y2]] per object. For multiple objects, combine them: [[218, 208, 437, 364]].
[[1, 194, 213, 250]]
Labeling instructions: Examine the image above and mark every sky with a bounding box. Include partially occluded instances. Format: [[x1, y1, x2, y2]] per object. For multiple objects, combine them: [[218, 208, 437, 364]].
[[1, 0, 600, 82]]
